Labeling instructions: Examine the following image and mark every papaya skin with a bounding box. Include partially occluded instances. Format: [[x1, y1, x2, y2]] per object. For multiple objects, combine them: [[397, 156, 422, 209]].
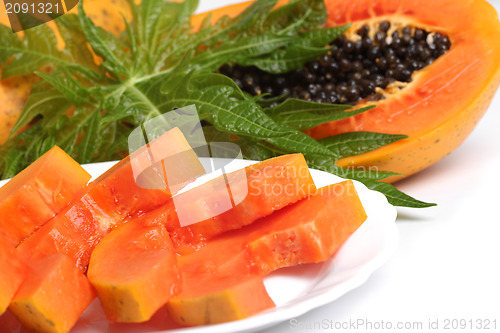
[[334, 77, 500, 183]]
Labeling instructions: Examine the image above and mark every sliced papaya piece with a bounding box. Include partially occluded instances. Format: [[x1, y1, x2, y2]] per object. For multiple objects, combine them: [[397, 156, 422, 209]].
[[16, 127, 204, 271], [87, 221, 180, 323], [178, 181, 367, 276], [0, 236, 27, 315], [167, 275, 275, 326], [247, 180, 367, 273], [0, 145, 91, 246], [89, 126, 204, 221], [140, 153, 316, 248], [9, 254, 96, 333]]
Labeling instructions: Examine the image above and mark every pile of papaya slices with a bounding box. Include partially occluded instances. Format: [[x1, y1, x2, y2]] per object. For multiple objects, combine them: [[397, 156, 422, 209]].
[[0, 127, 371, 332]]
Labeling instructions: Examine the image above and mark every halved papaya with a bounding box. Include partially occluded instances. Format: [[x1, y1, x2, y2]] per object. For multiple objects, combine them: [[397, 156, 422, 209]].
[[9, 254, 96, 333], [177, 180, 367, 276], [139, 153, 316, 248], [0, 236, 27, 315], [193, 0, 500, 181], [167, 275, 275, 326], [87, 221, 180, 323], [310, 0, 500, 180], [0, 145, 91, 246], [16, 127, 204, 271]]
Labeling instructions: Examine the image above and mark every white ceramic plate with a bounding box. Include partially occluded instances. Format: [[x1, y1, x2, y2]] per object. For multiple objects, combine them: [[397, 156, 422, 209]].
[[62, 158, 398, 333]]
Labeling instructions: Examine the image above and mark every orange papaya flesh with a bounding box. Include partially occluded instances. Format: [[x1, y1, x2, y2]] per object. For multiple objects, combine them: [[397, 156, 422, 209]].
[[138, 153, 316, 248], [247, 180, 367, 273], [9, 254, 96, 333], [15, 200, 104, 272], [0, 236, 27, 315], [167, 275, 275, 326], [0, 145, 91, 246], [127, 127, 205, 195], [305, 0, 500, 181], [87, 221, 180, 323], [89, 126, 204, 220], [16, 127, 204, 271], [177, 180, 367, 277]]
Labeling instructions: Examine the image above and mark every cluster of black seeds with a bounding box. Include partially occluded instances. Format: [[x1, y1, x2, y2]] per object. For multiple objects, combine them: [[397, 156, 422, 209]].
[[219, 21, 451, 105]]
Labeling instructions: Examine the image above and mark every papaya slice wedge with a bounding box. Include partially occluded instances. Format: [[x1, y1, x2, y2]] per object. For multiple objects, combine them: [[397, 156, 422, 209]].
[[167, 275, 275, 326], [0, 145, 91, 246], [0, 236, 27, 315], [9, 254, 96, 333], [87, 221, 180, 323], [177, 180, 367, 276], [138, 153, 316, 248], [16, 127, 204, 271]]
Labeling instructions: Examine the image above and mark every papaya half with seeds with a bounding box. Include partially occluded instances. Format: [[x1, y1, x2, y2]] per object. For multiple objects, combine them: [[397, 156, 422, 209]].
[[306, 0, 500, 181], [193, 0, 500, 182]]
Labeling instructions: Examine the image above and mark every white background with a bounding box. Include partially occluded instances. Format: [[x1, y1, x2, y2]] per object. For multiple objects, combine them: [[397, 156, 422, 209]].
[[195, 0, 500, 332]]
